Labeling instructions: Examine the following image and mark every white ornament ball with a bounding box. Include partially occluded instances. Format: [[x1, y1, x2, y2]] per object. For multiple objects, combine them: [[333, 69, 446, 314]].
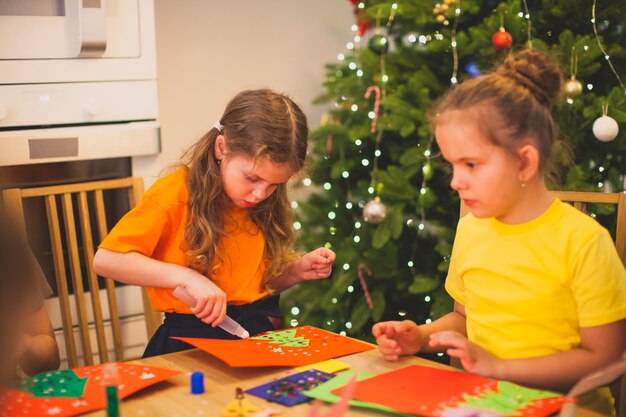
[[592, 115, 619, 142], [363, 197, 387, 224]]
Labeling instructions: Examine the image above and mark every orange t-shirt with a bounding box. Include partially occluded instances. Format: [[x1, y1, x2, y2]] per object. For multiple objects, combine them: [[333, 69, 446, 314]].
[[98, 168, 269, 313]]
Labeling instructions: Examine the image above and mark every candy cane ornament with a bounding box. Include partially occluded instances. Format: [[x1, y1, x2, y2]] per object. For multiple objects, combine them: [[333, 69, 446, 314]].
[[364, 86, 381, 133], [357, 263, 374, 309]]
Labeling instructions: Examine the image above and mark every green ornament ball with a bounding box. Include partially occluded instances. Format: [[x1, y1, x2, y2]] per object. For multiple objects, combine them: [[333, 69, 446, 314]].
[[368, 34, 389, 55], [422, 163, 433, 180]]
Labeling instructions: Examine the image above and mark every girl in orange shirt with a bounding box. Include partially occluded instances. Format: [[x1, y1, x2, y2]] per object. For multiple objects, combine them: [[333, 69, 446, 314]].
[[94, 89, 335, 357]]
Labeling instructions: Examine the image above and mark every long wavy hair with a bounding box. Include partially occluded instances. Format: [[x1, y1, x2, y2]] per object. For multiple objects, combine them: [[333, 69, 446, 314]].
[[180, 89, 309, 289]]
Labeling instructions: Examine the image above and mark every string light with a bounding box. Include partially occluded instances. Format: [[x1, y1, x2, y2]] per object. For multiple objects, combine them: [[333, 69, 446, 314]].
[[520, 0, 533, 47], [591, 0, 626, 92], [366, 3, 397, 198], [449, 2, 461, 85]]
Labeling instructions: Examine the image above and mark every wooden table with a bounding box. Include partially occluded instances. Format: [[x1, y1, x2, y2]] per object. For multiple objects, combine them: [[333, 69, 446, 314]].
[[84, 347, 607, 417]]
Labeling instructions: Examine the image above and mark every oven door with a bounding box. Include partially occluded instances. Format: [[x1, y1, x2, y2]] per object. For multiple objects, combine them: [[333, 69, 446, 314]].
[[0, 0, 139, 59], [0, 0, 154, 84]]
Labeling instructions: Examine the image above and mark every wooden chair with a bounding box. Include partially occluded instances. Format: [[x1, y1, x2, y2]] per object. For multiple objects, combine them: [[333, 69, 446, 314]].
[[460, 191, 626, 417], [2, 177, 162, 368]]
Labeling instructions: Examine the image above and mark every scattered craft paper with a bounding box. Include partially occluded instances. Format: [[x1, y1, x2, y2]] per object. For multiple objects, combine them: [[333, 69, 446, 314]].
[[246, 369, 335, 406], [0, 363, 182, 417], [295, 359, 351, 374], [221, 395, 262, 417], [307, 372, 357, 417], [303, 370, 412, 416], [19, 369, 88, 398], [333, 365, 568, 417], [173, 326, 374, 367]]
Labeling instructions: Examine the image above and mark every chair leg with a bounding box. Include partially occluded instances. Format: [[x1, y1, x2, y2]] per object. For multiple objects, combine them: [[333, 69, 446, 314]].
[[141, 288, 162, 338]]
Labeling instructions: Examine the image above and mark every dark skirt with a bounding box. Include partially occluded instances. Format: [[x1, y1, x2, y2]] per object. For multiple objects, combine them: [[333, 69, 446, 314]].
[[143, 294, 281, 358]]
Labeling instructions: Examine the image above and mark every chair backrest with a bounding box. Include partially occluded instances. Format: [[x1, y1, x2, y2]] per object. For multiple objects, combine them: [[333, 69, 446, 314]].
[[460, 191, 626, 417], [2, 177, 162, 368]]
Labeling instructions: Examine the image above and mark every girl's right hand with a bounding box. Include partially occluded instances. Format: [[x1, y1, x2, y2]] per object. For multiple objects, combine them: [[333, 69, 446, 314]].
[[182, 273, 227, 327], [372, 320, 422, 361]]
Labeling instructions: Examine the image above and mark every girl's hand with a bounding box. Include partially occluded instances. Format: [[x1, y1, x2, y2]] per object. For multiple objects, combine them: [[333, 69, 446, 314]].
[[293, 247, 336, 281], [429, 331, 503, 377], [182, 272, 227, 327], [372, 320, 422, 361]]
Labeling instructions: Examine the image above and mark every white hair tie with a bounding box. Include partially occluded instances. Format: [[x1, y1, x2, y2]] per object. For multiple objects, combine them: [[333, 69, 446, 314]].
[[214, 121, 224, 133]]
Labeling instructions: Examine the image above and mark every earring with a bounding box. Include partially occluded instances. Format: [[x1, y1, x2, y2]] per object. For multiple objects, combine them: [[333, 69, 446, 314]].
[[216, 158, 221, 165]]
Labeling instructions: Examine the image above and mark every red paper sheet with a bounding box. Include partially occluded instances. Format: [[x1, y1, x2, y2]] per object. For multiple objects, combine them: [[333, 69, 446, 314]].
[[0, 363, 182, 417], [173, 326, 374, 367], [333, 365, 568, 417]]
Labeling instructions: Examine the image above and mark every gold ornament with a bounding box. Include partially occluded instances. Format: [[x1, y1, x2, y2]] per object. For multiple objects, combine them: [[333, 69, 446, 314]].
[[440, 3, 449, 11], [363, 197, 387, 224], [444, 0, 454, 4], [436, 14, 446, 23], [563, 76, 583, 98], [433, 5, 441, 14]]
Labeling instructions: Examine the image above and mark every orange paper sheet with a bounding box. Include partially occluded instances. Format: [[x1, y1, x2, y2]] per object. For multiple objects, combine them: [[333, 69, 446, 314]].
[[173, 326, 374, 367], [334, 365, 568, 417], [0, 363, 182, 417]]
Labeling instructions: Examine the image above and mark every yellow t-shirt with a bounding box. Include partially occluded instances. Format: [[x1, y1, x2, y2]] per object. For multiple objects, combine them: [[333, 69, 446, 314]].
[[99, 168, 269, 313], [445, 199, 626, 413]]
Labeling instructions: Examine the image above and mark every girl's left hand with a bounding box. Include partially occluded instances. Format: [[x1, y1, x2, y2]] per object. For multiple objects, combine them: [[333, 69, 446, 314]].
[[429, 331, 503, 378], [293, 247, 336, 281]]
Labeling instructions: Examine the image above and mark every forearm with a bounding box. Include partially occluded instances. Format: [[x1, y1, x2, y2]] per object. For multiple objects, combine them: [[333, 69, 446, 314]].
[[493, 347, 622, 393], [19, 334, 60, 376], [93, 248, 192, 289], [419, 311, 467, 353], [267, 262, 301, 293]]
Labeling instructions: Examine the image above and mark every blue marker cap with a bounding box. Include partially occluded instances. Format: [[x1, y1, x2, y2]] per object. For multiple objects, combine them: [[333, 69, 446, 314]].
[[190, 371, 205, 394]]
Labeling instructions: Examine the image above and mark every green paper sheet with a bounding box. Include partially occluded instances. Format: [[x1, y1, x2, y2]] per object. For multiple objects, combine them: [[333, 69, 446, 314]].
[[303, 370, 413, 416], [19, 369, 88, 398]]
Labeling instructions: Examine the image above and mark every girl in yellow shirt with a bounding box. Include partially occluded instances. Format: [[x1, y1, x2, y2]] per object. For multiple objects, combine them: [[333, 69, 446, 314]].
[[372, 50, 626, 413]]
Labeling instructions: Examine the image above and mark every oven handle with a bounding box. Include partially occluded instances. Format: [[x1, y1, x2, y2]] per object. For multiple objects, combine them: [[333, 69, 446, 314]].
[[77, 0, 108, 57]]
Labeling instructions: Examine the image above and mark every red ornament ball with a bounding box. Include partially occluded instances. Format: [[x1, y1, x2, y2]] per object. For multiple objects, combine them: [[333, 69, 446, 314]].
[[492, 29, 513, 50]]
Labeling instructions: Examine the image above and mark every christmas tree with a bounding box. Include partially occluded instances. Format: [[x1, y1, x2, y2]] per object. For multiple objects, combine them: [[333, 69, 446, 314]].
[[282, 0, 626, 345]]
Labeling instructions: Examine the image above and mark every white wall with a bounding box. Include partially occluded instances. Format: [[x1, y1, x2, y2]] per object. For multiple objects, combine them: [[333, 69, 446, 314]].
[[154, 0, 354, 168]]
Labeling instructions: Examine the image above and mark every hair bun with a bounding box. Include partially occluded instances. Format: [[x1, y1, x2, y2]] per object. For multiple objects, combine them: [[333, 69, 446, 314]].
[[496, 49, 562, 106]]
